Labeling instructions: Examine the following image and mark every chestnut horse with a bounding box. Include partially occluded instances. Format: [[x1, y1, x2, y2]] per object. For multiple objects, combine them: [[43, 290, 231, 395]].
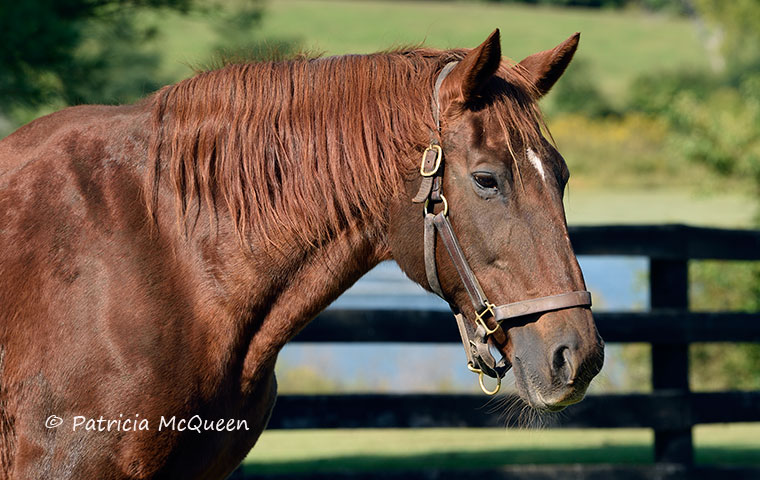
[[0, 30, 603, 478]]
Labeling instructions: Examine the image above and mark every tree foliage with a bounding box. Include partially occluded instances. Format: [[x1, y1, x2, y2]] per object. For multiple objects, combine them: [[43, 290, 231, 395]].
[[201, 0, 298, 67], [694, 0, 760, 70], [0, 0, 190, 110], [624, 1, 760, 199], [0, 0, 274, 136], [485, 0, 687, 12]]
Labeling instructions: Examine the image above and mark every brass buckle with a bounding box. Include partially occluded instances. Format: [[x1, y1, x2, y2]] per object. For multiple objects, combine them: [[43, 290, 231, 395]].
[[467, 363, 501, 395], [423, 193, 448, 217], [475, 302, 499, 335], [419, 144, 442, 177]]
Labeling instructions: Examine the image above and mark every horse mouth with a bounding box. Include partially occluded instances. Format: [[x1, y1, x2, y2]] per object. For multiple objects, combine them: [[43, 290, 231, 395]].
[[511, 356, 589, 413]]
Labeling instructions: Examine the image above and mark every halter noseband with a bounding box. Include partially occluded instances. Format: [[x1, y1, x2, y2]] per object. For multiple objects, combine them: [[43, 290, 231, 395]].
[[413, 61, 592, 395]]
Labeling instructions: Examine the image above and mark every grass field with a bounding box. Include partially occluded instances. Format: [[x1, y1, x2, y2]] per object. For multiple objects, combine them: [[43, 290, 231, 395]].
[[564, 189, 755, 227], [241, 425, 760, 474], [153, 0, 709, 102], [262, 1, 708, 101]]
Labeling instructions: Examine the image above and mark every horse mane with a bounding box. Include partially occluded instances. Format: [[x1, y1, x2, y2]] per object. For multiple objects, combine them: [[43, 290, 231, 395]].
[[146, 48, 546, 249]]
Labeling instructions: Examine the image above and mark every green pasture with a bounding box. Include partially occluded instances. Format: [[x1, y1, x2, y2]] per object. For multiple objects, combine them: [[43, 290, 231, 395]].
[[151, 0, 709, 101], [262, 1, 708, 102], [241, 424, 760, 474], [563, 189, 754, 227]]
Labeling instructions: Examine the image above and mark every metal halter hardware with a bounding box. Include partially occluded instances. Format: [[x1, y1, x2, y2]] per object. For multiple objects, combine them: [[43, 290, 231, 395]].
[[414, 61, 592, 395]]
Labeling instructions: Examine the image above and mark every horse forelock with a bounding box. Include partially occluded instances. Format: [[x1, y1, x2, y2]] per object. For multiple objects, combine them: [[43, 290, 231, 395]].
[[146, 48, 546, 250]]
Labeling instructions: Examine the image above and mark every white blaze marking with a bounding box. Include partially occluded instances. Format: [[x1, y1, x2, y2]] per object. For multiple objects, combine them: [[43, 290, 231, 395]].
[[526, 148, 546, 182]]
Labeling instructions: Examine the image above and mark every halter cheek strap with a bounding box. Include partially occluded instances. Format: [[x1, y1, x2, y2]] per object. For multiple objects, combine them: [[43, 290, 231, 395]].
[[413, 61, 593, 395]]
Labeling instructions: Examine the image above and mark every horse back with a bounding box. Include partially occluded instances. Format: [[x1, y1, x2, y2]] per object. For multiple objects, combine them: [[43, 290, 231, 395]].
[[0, 103, 149, 174]]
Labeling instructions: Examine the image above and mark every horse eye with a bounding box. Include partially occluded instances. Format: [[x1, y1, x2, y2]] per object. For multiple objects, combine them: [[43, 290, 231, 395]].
[[472, 172, 498, 189]]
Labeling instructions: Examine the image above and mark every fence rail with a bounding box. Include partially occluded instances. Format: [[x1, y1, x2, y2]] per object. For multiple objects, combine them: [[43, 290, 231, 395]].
[[236, 464, 760, 480], [568, 224, 760, 259], [243, 225, 760, 478], [268, 391, 760, 430], [294, 310, 760, 343]]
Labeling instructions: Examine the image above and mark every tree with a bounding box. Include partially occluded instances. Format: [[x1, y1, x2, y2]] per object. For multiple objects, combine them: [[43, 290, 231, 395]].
[[0, 0, 190, 111], [681, 0, 760, 390], [692, 0, 760, 71], [0, 0, 276, 137]]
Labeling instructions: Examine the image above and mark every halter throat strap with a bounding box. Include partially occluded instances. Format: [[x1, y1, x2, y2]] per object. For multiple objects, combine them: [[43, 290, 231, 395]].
[[413, 61, 592, 395]]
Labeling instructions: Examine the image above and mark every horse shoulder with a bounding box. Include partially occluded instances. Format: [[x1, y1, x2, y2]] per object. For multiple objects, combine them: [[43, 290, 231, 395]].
[[0, 103, 152, 308]]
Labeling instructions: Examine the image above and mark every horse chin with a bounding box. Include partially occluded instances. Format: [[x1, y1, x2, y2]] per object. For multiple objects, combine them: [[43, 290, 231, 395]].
[[511, 356, 589, 413]]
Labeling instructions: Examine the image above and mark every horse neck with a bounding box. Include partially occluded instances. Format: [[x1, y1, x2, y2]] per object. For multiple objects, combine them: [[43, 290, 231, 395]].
[[241, 222, 391, 369], [147, 56, 435, 378], [165, 206, 392, 384]]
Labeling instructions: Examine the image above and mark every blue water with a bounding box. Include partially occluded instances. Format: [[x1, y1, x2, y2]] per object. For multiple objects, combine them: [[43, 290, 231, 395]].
[[277, 256, 648, 393]]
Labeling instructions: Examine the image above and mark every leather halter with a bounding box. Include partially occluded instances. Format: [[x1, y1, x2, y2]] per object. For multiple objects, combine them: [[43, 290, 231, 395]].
[[413, 61, 592, 395]]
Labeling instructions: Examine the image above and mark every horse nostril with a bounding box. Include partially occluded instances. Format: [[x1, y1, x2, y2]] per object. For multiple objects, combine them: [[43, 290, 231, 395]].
[[552, 345, 576, 386]]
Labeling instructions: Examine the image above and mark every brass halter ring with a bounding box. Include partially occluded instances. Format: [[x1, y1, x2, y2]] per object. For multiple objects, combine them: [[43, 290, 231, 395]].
[[468, 363, 501, 395], [423, 194, 448, 217]]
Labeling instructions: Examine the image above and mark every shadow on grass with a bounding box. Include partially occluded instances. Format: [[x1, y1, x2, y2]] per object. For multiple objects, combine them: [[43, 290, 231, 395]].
[[242, 445, 652, 475], [696, 447, 760, 466], [243, 446, 760, 476]]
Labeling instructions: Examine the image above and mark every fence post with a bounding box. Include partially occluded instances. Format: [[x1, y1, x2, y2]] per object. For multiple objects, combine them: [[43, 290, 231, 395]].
[[649, 258, 693, 464]]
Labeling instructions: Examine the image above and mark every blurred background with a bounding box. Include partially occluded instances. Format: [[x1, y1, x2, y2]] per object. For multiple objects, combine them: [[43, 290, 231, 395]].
[[2, 0, 758, 475]]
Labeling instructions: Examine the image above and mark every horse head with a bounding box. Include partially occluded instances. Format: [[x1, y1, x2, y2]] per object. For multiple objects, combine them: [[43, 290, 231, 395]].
[[390, 30, 604, 411]]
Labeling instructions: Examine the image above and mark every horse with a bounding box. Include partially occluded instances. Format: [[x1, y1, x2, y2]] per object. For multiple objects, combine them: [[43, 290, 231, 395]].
[[0, 29, 604, 479]]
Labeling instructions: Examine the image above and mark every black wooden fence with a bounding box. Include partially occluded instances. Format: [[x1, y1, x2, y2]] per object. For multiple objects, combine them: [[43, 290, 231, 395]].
[[240, 225, 760, 479]]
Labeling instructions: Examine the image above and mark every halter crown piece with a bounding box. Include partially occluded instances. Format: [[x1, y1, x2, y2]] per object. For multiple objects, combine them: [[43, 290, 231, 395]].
[[412, 61, 593, 395]]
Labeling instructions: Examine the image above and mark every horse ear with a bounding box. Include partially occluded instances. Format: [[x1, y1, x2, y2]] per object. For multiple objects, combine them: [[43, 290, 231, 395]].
[[518, 32, 580, 98], [445, 29, 502, 105]]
